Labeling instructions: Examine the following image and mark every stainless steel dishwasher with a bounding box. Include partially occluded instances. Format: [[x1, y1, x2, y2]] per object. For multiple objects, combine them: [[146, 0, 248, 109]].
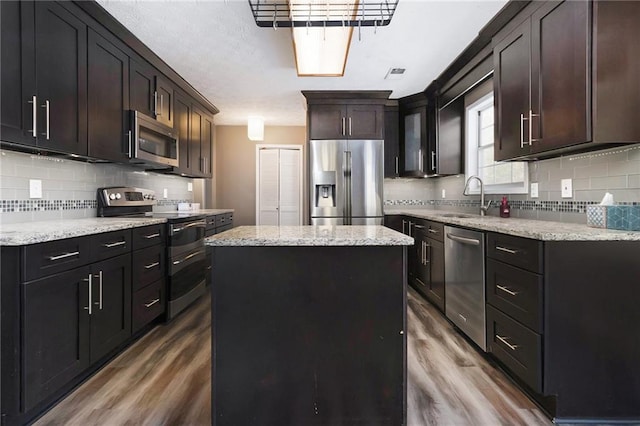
[[444, 226, 486, 351]]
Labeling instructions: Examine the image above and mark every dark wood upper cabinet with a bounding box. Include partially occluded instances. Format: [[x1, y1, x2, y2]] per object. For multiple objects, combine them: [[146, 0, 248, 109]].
[[33, 1, 87, 155], [0, 1, 36, 146], [190, 104, 204, 177], [346, 105, 384, 139], [201, 114, 213, 178], [493, 0, 640, 161], [400, 105, 427, 177], [0, 1, 87, 154], [87, 29, 129, 162], [155, 75, 174, 127], [174, 91, 192, 174], [308, 104, 348, 140], [129, 59, 155, 118], [384, 104, 400, 178], [304, 92, 387, 140], [493, 19, 532, 161], [437, 97, 464, 175]]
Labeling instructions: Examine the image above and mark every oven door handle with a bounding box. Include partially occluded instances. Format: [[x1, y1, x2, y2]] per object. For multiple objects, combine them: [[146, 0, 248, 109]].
[[172, 249, 206, 265], [172, 221, 206, 233]]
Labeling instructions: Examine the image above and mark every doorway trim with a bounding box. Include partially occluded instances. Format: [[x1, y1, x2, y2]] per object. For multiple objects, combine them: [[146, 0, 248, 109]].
[[255, 144, 304, 225]]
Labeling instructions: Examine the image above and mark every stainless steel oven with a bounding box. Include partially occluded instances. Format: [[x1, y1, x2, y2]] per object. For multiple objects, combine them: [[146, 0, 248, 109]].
[[129, 111, 179, 168], [167, 217, 207, 319]]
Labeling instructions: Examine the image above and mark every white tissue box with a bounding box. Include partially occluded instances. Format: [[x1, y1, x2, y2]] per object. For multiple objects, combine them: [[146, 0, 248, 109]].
[[586, 205, 607, 228]]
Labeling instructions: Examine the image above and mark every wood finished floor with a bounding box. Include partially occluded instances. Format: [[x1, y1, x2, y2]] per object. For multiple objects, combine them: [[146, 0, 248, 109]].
[[35, 287, 552, 426]]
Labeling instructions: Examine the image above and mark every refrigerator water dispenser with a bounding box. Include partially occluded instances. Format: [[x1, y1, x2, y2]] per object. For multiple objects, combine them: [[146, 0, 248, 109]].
[[315, 184, 336, 207]]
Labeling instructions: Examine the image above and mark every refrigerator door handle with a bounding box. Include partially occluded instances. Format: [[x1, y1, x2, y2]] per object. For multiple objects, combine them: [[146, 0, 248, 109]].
[[344, 150, 352, 224]]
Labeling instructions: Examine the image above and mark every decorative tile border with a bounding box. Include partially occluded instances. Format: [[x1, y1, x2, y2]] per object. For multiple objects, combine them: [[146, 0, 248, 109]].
[[0, 199, 192, 213], [385, 199, 640, 214]]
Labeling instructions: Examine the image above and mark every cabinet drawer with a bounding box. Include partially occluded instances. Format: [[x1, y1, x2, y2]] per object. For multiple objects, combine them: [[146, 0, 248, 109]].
[[217, 224, 233, 234], [425, 220, 444, 242], [132, 279, 165, 333], [132, 224, 165, 251], [91, 230, 132, 262], [132, 245, 165, 291], [206, 215, 217, 231], [215, 213, 233, 227], [487, 304, 542, 393], [486, 259, 543, 333], [487, 233, 543, 273], [23, 236, 91, 282]]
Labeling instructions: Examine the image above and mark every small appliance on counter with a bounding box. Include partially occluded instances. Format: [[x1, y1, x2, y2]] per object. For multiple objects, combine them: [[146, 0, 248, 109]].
[[97, 187, 207, 320]]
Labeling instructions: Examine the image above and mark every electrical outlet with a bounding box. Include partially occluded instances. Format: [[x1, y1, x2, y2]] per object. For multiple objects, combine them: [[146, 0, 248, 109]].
[[530, 182, 539, 198], [441, 189, 446, 199], [561, 179, 573, 198], [29, 179, 42, 198], [187, 182, 193, 192], [163, 188, 168, 199]]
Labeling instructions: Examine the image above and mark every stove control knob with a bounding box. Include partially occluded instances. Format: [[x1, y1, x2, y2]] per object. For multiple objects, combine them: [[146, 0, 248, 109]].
[[115, 193, 122, 200], [109, 193, 116, 200], [150, 195, 155, 200]]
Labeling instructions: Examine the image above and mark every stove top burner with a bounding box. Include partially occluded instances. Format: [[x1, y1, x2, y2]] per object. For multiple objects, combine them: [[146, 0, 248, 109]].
[[97, 187, 205, 223]]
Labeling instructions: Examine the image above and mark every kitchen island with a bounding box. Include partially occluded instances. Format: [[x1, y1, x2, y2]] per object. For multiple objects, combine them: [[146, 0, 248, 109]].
[[205, 226, 413, 426]]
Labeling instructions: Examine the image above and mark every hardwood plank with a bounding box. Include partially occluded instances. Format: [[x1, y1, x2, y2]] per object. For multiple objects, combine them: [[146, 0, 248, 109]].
[[35, 287, 551, 425]]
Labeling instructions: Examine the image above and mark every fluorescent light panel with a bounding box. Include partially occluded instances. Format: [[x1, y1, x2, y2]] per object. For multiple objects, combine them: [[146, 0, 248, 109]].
[[290, 0, 358, 77], [247, 116, 264, 141]]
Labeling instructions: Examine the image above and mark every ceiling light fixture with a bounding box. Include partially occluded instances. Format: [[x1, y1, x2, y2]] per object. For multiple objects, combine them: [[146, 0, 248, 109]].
[[247, 116, 265, 141], [248, 0, 399, 77]]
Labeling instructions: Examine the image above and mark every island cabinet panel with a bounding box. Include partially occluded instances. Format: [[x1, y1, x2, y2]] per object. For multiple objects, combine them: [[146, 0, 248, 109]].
[[212, 245, 407, 426]]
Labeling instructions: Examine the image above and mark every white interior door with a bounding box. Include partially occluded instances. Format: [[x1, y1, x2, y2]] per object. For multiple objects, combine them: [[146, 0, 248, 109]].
[[257, 146, 302, 225]]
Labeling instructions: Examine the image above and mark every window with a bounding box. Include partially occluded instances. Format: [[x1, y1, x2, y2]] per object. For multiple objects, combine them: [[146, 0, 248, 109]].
[[465, 90, 528, 194]]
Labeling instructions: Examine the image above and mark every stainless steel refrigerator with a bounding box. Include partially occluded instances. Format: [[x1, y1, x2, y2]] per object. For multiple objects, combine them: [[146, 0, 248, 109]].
[[310, 139, 384, 225]]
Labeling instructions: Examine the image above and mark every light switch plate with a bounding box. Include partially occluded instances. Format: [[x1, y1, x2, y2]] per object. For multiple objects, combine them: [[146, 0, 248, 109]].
[[442, 189, 446, 199], [187, 182, 193, 192], [530, 182, 539, 198], [163, 188, 168, 199], [561, 179, 573, 198], [29, 179, 42, 198]]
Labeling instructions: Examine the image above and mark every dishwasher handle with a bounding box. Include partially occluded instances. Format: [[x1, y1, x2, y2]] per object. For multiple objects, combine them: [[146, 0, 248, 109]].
[[446, 233, 481, 246]]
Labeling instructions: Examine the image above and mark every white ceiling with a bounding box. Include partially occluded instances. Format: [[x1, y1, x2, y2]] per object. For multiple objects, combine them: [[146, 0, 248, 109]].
[[96, 0, 508, 126]]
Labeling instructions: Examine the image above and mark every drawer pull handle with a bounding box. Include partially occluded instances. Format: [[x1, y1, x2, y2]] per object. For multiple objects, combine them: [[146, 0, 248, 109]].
[[173, 250, 205, 265], [49, 251, 80, 261], [496, 335, 519, 351], [414, 224, 425, 229], [103, 241, 126, 248], [144, 233, 160, 239], [145, 262, 160, 269], [427, 229, 439, 234], [447, 234, 480, 246], [497, 285, 519, 296], [495, 246, 518, 254], [144, 298, 160, 308]]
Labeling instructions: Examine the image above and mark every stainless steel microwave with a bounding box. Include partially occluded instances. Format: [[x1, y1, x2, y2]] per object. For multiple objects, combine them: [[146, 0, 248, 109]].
[[129, 110, 179, 168]]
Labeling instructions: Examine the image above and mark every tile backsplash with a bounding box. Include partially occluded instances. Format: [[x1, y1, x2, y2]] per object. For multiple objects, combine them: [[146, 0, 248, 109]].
[[0, 149, 194, 224], [385, 144, 640, 224]]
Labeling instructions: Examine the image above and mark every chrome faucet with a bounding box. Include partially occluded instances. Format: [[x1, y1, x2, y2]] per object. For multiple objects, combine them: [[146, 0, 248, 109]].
[[463, 175, 492, 216]]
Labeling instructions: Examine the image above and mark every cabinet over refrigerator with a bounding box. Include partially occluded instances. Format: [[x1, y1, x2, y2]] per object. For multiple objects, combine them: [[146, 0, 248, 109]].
[[310, 139, 384, 225]]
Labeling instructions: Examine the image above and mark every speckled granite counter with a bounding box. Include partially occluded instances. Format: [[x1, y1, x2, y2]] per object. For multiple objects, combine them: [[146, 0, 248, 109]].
[[205, 225, 413, 246], [152, 209, 234, 220], [385, 207, 640, 241], [0, 217, 167, 246]]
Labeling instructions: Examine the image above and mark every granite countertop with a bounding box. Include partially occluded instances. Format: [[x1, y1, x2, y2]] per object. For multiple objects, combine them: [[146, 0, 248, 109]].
[[385, 207, 640, 241], [153, 209, 234, 219], [0, 217, 167, 246], [205, 225, 414, 247]]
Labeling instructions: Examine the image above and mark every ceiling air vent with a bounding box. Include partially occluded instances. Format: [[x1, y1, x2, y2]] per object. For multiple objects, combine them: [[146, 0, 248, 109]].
[[385, 68, 406, 80]]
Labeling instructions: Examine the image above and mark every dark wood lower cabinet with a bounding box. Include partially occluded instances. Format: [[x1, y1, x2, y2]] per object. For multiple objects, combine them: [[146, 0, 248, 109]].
[[89, 254, 132, 364], [22, 267, 91, 412]]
